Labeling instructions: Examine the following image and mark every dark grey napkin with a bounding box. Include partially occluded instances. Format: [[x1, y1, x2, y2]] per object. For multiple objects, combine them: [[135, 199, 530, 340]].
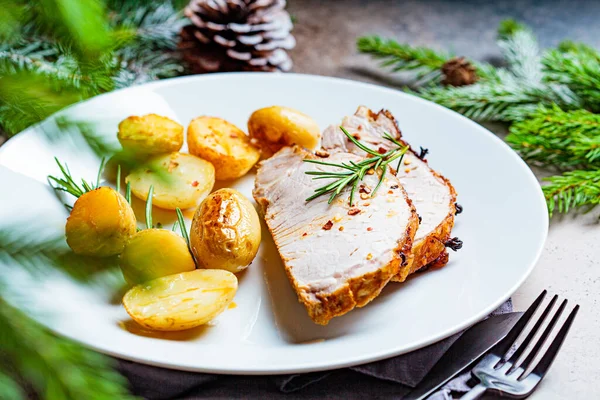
[[118, 299, 512, 400]]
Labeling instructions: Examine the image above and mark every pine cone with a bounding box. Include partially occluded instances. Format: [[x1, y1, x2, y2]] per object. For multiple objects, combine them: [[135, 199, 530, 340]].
[[441, 57, 478, 86], [181, 0, 295, 73]]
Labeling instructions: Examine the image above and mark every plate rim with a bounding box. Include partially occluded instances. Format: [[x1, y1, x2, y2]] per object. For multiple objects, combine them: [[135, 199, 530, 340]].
[[0, 72, 549, 374]]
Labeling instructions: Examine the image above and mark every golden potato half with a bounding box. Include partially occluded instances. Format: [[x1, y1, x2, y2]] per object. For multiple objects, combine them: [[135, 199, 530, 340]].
[[190, 189, 261, 273], [66, 187, 137, 257], [118, 114, 183, 157], [123, 269, 237, 331], [119, 229, 196, 285], [247, 106, 321, 156], [187, 117, 260, 181], [126, 152, 215, 210]]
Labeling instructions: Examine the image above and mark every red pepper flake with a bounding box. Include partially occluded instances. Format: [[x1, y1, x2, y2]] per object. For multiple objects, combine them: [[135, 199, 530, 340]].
[[377, 147, 387, 154], [315, 149, 330, 158], [390, 185, 399, 189], [302, 232, 307, 237], [191, 181, 199, 187], [348, 208, 360, 216], [388, 190, 394, 194], [367, 227, 373, 231], [322, 220, 334, 230], [359, 185, 371, 194], [352, 133, 361, 140], [357, 125, 363, 131], [338, 226, 344, 231]]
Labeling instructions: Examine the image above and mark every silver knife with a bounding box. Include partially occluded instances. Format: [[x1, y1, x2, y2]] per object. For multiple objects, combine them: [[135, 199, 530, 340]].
[[403, 312, 522, 400]]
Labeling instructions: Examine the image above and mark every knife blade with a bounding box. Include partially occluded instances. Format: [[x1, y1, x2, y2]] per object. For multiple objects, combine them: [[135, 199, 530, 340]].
[[403, 312, 522, 400]]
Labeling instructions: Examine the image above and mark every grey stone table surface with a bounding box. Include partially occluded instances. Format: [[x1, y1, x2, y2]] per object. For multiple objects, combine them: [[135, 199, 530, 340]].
[[286, 0, 600, 399]]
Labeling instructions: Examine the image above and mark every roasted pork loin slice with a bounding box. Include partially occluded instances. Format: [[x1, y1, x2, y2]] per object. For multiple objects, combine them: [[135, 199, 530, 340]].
[[322, 106, 458, 282], [253, 146, 418, 325]]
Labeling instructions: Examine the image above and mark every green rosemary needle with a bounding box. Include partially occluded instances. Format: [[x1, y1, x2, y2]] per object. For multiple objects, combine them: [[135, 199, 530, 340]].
[[48, 157, 106, 200], [304, 127, 408, 206], [145, 185, 154, 230]]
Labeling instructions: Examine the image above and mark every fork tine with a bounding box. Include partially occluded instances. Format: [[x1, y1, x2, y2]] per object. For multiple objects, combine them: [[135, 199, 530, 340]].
[[516, 299, 567, 376], [509, 297, 564, 375], [491, 290, 547, 358], [528, 304, 579, 379], [505, 295, 558, 364]]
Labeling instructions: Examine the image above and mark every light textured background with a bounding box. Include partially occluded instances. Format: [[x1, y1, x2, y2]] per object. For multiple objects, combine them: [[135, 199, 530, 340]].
[[286, 0, 600, 398]]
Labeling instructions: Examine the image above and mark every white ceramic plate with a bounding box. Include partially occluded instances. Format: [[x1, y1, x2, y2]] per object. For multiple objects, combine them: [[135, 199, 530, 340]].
[[0, 73, 548, 374]]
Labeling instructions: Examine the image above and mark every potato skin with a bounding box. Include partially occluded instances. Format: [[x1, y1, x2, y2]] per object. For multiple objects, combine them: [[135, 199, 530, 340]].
[[187, 117, 260, 181], [126, 152, 215, 210], [123, 269, 237, 331], [247, 106, 321, 156], [66, 187, 137, 257], [118, 114, 183, 156], [190, 189, 261, 273], [119, 229, 196, 285]]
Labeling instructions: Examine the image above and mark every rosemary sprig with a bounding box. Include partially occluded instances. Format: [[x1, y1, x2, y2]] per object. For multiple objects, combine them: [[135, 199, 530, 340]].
[[125, 181, 131, 204], [175, 208, 190, 247], [145, 185, 154, 229], [48, 157, 106, 199], [116, 164, 121, 193], [304, 127, 408, 206]]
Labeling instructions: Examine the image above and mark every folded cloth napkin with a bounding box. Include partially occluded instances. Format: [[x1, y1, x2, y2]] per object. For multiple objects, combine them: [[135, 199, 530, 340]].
[[118, 299, 512, 400]]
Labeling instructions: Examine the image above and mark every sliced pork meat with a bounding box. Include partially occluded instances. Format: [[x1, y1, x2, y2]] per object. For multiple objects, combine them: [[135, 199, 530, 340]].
[[253, 146, 418, 325], [322, 106, 458, 282]]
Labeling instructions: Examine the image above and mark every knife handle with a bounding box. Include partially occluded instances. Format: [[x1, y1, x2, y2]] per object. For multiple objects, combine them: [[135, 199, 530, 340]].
[[460, 383, 486, 399]]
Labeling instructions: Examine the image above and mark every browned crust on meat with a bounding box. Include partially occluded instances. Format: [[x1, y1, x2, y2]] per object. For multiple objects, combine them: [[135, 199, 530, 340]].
[[392, 171, 457, 282], [359, 108, 458, 282], [253, 146, 418, 325]]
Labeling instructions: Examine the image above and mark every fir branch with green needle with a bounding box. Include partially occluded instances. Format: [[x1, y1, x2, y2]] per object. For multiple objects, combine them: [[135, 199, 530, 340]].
[[0, 296, 134, 400], [357, 36, 500, 85], [543, 169, 600, 216], [506, 104, 600, 168], [304, 127, 408, 206], [497, 19, 542, 82], [357, 36, 449, 85], [543, 46, 600, 112]]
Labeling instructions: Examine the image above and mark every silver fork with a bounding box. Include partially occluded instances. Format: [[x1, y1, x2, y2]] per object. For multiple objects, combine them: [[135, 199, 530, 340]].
[[461, 290, 579, 399]]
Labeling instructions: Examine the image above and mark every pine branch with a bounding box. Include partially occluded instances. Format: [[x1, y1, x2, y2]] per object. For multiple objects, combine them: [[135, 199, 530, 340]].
[[357, 36, 449, 85], [506, 104, 600, 168], [497, 19, 542, 82], [415, 71, 580, 122], [357, 36, 498, 85], [543, 169, 600, 216], [0, 218, 120, 284], [543, 46, 600, 112], [109, 1, 186, 50], [0, 296, 135, 400]]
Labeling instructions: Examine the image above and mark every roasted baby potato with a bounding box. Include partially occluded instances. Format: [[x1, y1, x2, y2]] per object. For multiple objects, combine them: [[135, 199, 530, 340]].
[[123, 269, 238, 331], [187, 117, 260, 180], [66, 187, 137, 257], [126, 152, 215, 210], [119, 229, 196, 285], [118, 114, 183, 157], [247, 106, 320, 156], [190, 189, 261, 273]]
